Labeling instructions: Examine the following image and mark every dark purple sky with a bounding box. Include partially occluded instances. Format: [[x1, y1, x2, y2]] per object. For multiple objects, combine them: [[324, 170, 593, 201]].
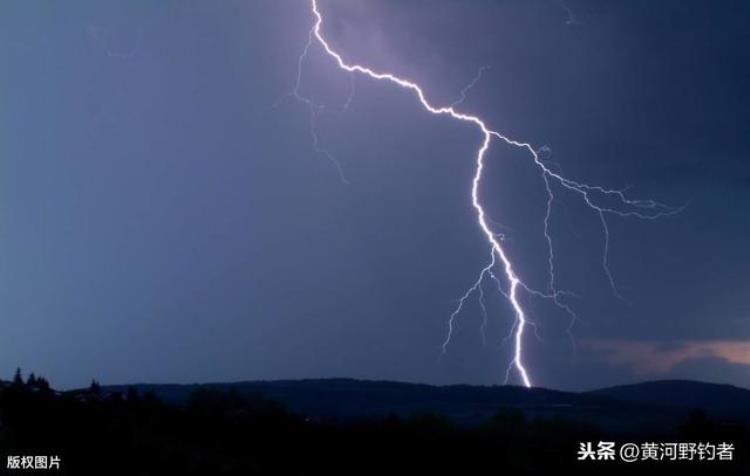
[[1, 0, 748, 390]]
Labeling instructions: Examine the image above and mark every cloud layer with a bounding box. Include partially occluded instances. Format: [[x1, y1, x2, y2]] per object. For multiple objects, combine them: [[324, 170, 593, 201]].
[[584, 340, 750, 375]]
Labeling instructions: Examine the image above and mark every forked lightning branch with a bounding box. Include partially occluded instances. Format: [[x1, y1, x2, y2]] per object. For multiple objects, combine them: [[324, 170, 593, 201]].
[[292, 0, 679, 387]]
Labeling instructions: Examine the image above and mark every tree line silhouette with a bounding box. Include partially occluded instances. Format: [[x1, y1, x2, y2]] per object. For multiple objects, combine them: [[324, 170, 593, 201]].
[[0, 369, 746, 475]]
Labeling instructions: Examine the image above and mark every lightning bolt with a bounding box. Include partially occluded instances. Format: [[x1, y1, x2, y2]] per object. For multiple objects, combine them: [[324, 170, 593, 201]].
[[295, 0, 680, 388]]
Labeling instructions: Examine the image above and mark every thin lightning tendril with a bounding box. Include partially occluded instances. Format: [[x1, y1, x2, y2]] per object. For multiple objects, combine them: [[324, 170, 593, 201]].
[[450, 65, 491, 108], [289, 25, 350, 184], [297, 0, 678, 388], [442, 250, 496, 355], [477, 277, 489, 346]]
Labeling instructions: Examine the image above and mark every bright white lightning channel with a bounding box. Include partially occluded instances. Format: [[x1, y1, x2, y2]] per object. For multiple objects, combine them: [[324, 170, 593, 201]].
[[295, 0, 679, 388]]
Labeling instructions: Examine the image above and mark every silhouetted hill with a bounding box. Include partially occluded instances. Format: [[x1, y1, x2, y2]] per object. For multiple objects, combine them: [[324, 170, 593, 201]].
[[103, 378, 750, 432], [587, 380, 750, 420], [2, 374, 747, 475]]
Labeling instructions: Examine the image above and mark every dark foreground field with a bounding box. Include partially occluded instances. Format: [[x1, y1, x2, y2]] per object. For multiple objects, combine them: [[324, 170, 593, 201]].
[[0, 374, 747, 475]]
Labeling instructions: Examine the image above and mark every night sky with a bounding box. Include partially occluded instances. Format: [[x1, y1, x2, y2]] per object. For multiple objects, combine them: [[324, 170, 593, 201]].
[[1, 0, 748, 391]]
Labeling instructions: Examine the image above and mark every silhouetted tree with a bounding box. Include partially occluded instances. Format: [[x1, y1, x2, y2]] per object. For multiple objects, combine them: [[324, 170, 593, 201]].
[[27, 372, 37, 387], [89, 379, 101, 395], [36, 376, 51, 393], [12, 367, 23, 387]]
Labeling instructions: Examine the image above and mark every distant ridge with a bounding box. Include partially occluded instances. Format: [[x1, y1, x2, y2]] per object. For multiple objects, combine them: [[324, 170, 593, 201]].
[[586, 379, 750, 419], [101, 378, 750, 431]]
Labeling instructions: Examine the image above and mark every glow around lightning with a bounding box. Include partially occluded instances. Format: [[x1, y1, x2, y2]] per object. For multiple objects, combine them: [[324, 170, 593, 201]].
[[297, 0, 679, 388]]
